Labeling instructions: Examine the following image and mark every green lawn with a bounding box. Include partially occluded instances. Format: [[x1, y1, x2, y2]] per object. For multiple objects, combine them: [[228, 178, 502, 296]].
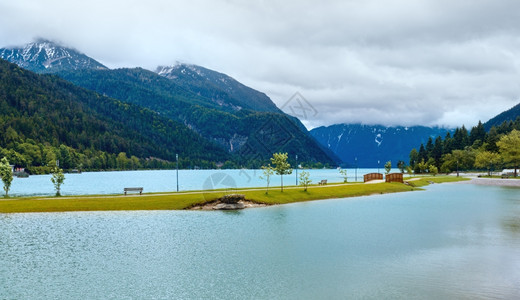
[[0, 176, 469, 213]]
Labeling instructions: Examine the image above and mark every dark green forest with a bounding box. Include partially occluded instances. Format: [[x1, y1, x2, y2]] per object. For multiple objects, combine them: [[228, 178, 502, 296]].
[[0, 59, 335, 174], [484, 102, 520, 130], [410, 118, 520, 173], [57, 67, 336, 166], [0, 59, 232, 173]]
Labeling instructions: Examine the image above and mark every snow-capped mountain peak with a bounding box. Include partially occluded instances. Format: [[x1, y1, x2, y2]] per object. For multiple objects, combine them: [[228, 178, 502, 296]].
[[0, 39, 107, 73], [155, 63, 281, 113]]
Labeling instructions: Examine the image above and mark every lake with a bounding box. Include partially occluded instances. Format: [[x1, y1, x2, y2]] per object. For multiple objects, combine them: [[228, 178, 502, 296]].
[[1, 183, 519, 299], [9, 168, 401, 197]]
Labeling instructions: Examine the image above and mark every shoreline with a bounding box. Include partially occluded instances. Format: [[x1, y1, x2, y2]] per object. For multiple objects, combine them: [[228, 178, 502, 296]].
[[458, 177, 520, 187], [0, 176, 471, 213]]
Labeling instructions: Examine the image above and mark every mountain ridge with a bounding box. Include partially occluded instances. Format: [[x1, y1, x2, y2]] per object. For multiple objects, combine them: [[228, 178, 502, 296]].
[[0, 39, 107, 73], [1, 39, 336, 166], [156, 64, 281, 113], [0, 58, 230, 171], [484, 101, 520, 130], [310, 123, 453, 167]]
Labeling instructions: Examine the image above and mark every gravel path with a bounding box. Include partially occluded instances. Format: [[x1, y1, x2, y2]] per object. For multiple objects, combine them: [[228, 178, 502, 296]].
[[459, 177, 520, 187]]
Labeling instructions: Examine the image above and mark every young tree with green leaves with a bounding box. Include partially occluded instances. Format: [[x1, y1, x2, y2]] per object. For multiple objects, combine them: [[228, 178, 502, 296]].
[[270, 152, 292, 192], [417, 159, 428, 174], [441, 149, 476, 176], [299, 171, 312, 191], [339, 168, 348, 183], [474, 150, 502, 176], [497, 129, 520, 177], [384, 160, 392, 174], [406, 165, 413, 177], [259, 164, 274, 194], [51, 166, 65, 196], [0, 157, 13, 197], [429, 165, 438, 176]]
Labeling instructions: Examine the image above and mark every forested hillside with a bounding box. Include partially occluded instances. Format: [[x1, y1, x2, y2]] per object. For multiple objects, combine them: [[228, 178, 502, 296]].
[[57, 68, 336, 166], [484, 102, 520, 130], [156, 64, 281, 113], [1, 40, 337, 168], [0, 59, 230, 173]]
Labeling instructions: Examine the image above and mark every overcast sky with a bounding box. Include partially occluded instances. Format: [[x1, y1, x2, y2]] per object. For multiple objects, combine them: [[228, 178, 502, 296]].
[[1, 0, 520, 129]]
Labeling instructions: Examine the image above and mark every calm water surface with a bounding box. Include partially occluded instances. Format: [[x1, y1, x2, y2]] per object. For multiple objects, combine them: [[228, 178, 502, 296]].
[[1, 183, 519, 299], [9, 168, 399, 197]]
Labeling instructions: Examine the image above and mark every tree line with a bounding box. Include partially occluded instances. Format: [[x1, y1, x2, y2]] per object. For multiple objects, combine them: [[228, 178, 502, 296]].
[[409, 118, 520, 176]]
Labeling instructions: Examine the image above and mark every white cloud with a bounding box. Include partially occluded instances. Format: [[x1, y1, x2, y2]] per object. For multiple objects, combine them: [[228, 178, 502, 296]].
[[1, 0, 520, 129]]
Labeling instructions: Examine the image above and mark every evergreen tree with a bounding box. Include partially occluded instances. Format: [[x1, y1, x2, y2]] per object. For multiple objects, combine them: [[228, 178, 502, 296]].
[[425, 137, 434, 157], [432, 136, 444, 167], [443, 132, 454, 154], [453, 126, 469, 150], [485, 127, 500, 152], [497, 121, 513, 135], [469, 121, 486, 146], [418, 144, 427, 163]]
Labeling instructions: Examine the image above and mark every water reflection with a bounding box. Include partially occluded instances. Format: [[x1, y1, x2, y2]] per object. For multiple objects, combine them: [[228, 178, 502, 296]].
[[1, 184, 520, 299]]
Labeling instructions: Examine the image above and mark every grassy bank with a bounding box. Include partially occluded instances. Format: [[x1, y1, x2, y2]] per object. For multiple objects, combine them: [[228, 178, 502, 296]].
[[0, 176, 469, 213]]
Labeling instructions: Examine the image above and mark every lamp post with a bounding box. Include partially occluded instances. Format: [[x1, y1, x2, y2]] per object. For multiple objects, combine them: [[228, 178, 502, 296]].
[[176, 154, 179, 192], [295, 154, 298, 186], [377, 160, 380, 174], [456, 160, 459, 177], [355, 157, 358, 182]]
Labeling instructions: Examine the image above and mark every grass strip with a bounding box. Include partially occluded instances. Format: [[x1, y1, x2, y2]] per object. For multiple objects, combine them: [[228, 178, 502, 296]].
[[0, 176, 468, 213]]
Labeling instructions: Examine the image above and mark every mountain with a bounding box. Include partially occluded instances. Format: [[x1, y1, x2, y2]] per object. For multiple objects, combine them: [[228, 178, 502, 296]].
[[310, 124, 453, 167], [484, 102, 520, 130], [57, 67, 335, 166], [0, 39, 107, 73], [156, 64, 281, 113], [2, 40, 336, 166], [0, 58, 229, 171]]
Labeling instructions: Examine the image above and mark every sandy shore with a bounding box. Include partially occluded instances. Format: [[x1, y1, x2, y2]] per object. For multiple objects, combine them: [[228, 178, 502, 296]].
[[459, 177, 520, 187], [189, 200, 269, 210]]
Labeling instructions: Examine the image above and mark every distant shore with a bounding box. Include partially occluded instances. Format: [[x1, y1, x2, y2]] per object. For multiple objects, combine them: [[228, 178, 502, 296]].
[[0, 176, 470, 213], [459, 177, 520, 187]]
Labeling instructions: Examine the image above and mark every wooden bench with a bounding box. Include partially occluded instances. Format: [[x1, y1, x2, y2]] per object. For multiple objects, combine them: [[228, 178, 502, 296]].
[[124, 187, 143, 195], [501, 174, 510, 179], [318, 179, 327, 185]]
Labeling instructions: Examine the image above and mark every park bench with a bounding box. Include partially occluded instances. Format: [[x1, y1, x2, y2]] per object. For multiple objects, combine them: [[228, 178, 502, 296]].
[[124, 187, 143, 195], [318, 179, 327, 185], [501, 174, 510, 179]]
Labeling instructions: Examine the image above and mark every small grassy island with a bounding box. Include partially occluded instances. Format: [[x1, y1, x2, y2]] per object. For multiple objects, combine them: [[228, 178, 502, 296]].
[[0, 176, 469, 213]]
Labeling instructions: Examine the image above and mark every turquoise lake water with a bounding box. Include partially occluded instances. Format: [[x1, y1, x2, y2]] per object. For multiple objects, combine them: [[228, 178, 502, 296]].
[[8, 168, 399, 197], [1, 183, 519, 299]]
